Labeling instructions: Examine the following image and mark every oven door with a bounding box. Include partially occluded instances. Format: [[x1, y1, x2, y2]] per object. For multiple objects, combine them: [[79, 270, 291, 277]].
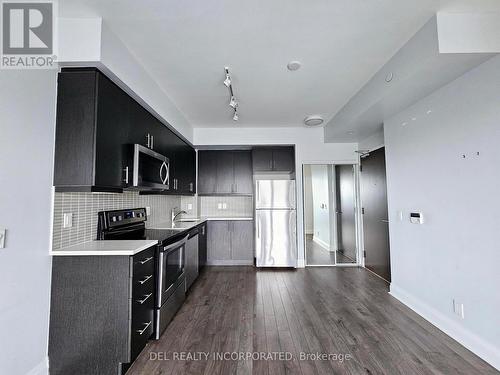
[[156, 235, 188, 307], [132, 144, 170, 190]]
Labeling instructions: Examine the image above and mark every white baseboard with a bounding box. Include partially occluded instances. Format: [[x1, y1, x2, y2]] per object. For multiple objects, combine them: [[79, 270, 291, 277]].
[[206, 260, 253, 266], [389, 284, 500, 371], [312, 236, 330, 251], [305, 229, 314, 235], [26, 357, 48, 375]]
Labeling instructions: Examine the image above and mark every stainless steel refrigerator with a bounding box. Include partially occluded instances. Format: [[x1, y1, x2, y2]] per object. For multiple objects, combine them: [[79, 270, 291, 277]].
[[255, 180, 297, 267]]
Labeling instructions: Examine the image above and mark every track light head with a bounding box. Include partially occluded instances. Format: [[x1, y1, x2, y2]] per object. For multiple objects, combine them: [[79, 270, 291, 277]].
[[224, 75, 231, 87], [229, 96, 238, 109], [233, 111, 239, 121]]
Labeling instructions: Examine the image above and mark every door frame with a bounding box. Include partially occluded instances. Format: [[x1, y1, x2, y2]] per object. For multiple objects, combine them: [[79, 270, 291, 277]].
[[302, 161, 363, 267]]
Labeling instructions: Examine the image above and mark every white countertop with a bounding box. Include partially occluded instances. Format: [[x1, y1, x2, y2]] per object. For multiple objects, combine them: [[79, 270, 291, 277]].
[[51, 240, 158, 256]]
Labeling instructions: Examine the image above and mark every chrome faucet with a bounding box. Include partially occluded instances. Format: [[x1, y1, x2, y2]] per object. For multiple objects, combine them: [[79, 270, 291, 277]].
[[171, 207, 187, 223]]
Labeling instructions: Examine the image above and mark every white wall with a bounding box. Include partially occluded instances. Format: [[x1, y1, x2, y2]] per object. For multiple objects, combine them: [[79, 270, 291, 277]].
[[59, 18, 194, 143], [302, 165, 314, 235], [358, 129, 384, 151], [0, 70, 57, 375], [310, 165, 330, 249], [384, 54, 500, 369], [194, 126, 358, 266]]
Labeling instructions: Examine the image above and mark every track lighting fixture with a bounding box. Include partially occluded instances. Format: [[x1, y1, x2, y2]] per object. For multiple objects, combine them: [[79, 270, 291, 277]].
[[223, 67, 239, 122]]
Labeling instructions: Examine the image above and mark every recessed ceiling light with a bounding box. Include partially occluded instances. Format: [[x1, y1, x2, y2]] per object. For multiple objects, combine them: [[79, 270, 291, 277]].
[[411, 117, 417, 121], [426, 110, 432, 114], [347, 131, 355, 135], [304, 115, 323, 127], [402, 122, 408, 126], [287, 61, 302, 71]]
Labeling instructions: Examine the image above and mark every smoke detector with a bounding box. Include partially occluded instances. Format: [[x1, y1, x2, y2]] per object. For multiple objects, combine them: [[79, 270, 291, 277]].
[[304, 115, 324, 127], [287, 61, 302, 71]]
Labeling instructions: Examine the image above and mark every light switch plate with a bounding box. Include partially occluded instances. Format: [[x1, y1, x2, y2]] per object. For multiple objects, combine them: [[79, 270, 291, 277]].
[[187, 203, 193, 210], [145, 206, 151, 216], [0, 229, 5, 249], [63, 213, 73, 228]]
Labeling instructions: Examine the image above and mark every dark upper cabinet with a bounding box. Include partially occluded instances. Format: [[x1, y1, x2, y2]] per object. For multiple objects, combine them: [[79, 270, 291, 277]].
[[54, 68, 131, 192], [252, 147, 295, 173], [54, 67, 196, 195], [197, 150, 252, 195], [198, 151, 217, 194], [232, 151, 253, 194]]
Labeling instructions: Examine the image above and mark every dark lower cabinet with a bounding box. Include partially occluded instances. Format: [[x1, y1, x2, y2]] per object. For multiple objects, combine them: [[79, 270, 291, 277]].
[[198, 222, 207, 270], [207, 220, 254, 264], [252, 146, 295, 173], [197, 150, 253, 195], [48, 247, 156, 375]]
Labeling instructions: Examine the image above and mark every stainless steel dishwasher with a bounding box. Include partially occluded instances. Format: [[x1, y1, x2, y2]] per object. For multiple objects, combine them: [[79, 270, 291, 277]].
[[185, 228, 199, 291]]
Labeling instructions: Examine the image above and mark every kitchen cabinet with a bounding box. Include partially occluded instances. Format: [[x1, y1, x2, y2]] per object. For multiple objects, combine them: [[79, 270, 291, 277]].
[[54, 68, 131, 192], [198, 150, 253, 195], [198, 222, 208, 270], [54, 67, 196, 195], [185, 229, 199, 291], [230, 221, 254, 262], [252, 146, 295, 173], [207, 220, 231, 261], [49, 246, 156, 375], [207, 220, 254, 265]]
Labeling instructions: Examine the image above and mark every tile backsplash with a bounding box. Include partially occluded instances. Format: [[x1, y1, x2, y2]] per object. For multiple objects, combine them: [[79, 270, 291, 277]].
[[199, 196, 253, 218], [52, 192, 181, 250]]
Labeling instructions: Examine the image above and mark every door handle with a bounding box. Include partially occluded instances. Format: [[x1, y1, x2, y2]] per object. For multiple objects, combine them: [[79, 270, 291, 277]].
[[136, 293, 152, 305], [123, 166, 129, 184], [139, 256, 153, 265], [138, 274, 153, 285], [136, 321, 152, 335], [380, 219, 389, 223]]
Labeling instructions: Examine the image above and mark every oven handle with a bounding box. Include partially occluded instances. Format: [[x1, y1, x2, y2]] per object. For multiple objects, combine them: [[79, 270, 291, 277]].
[[161, 235, 189, 254]]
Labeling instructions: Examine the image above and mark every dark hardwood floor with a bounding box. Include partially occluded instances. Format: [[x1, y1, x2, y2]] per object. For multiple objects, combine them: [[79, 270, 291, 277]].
[[127, 266, 497, 375]]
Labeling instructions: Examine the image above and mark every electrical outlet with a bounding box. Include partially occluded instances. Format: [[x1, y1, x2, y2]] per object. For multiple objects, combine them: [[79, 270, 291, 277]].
[[187, 203, 193, 210], [222, 203, 227, 210], [63, 213, 73, 228], [453, 299, 465, 319], [217, 203, 223, 210], [0, 229, 6, 249], [145, 206, 151, 216]]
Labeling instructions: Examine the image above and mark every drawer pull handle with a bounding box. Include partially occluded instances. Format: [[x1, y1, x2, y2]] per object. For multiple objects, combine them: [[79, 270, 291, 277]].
[[136, 321, 152, 335], [136, 293, 153, 305], [138, 275, 153, 285], [139, 256, 153, 265]]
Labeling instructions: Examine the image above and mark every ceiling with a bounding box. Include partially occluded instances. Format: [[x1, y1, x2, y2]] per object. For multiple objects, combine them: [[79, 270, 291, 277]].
[[59, 0, 500, 129]]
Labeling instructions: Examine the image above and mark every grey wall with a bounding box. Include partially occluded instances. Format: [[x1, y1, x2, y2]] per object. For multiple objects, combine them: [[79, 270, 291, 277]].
[[384, 55, 500, 369], [0, 70, 57, 375]]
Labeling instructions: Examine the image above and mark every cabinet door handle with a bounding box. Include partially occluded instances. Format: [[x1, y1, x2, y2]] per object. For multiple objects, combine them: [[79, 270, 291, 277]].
[[146, 133, 151, 148], [136, 321, 152, 335], [138, 274, 153, 284], [136, 293, 153, 305], [123, 166, 129, 184], [151, 135, 154, 149], [139, 256, 153, 265]]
